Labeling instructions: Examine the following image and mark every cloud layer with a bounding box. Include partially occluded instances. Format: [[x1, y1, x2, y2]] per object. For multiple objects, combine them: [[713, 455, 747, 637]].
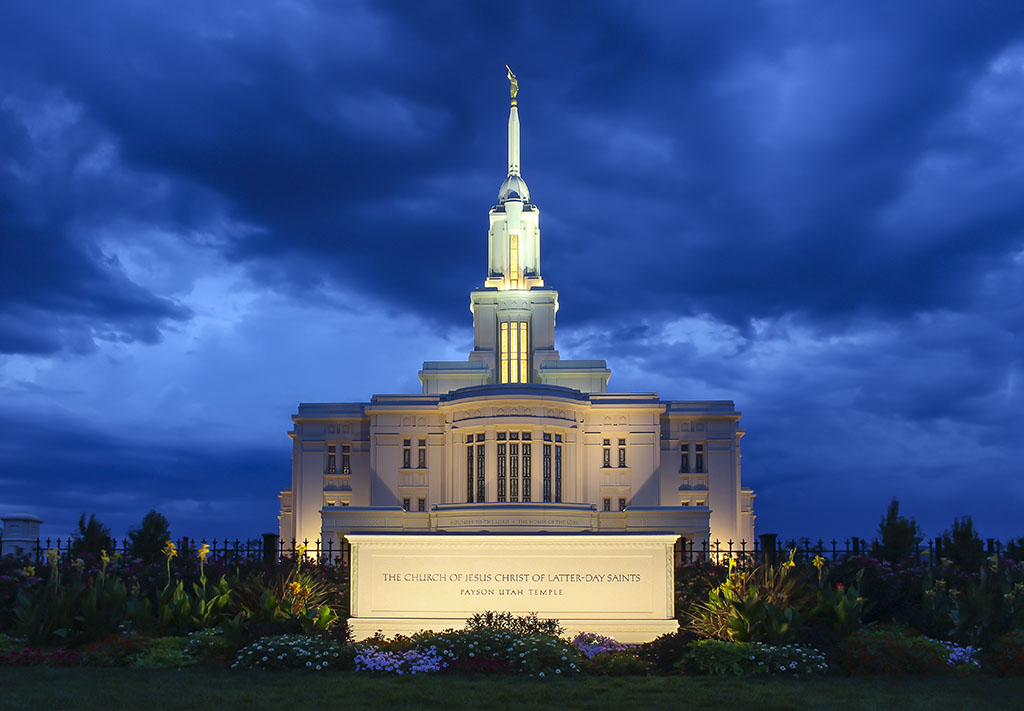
[[1, 2, 1022, 541]]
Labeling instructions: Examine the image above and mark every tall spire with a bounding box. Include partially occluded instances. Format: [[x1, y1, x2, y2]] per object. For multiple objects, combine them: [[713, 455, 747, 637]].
[[506, 65, 520, 176], [498, 65, 529, 204]]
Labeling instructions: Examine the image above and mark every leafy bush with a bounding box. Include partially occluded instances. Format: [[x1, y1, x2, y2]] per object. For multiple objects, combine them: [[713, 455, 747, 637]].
[[834, 627, 950, 675], [745, 642, 828, 677], [232, 634, 351, 671], [986, 629, 1024, 676], [687, 556, 813, 643], [183, 628, 235, 666], [582, 650, 650, 676], [636, 629, 701, 673], [464, 611, 564, 636], [675, 560, 728, 619], [678, 640, 750, 675], [13, 554, 152, 645], [127, 635, 198, 668], [362, 627, 582, 677], [680, 639, 827, 677]]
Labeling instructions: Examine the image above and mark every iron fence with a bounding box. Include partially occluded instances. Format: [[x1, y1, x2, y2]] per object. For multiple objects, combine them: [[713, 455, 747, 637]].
[[3, 532, 1018, 569], [0, 534, 349, 566]]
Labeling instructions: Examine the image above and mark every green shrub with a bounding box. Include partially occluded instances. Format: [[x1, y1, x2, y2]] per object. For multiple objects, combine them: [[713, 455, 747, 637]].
[[679, 640, 749, 675], [986, 629, 1024, 676], [183, 628, 235, 665], [745, 642, 828, 677], [464, 611, 564, 636], [582, 650, 650, 676], [834, 627, 949, 675], [636, 629, 701, 673], [396, 628, 581, 676], [687, 556, 812, 643], [680, 640, 828, 677], [233, 634, 352, 671], [127, 636, 198, 668], [0, 634, 22, 653]]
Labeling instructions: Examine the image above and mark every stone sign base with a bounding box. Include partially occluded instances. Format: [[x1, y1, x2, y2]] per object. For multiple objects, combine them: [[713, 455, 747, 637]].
[[346, 533, 680, 644]]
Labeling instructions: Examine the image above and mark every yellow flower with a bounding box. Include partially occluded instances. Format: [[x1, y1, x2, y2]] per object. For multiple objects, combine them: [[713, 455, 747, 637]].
[[289, 581, 302, 596], [812, 555, 826, 571], [198, 543, 211, 562], [72, 558, 85, 573], [296, 543, 308, 558], [45, 548, 59, 567], [161, 540, 178, 559], [100, 549, 110, 566], [22, 566, 35, 577]]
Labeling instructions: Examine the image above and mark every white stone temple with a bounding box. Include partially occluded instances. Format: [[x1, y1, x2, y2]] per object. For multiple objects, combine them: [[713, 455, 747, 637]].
[[279, 73, 755, 553]]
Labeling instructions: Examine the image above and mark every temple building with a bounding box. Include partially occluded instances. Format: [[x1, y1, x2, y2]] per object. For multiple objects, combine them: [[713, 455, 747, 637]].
[[279, 72, 755, 551]]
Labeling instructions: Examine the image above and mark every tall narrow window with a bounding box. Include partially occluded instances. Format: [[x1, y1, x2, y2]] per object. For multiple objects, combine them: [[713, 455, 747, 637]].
[[402, 439, 411, 469], [510, 441, 519, 502], [680, 443, 689, 474], [619, 497, 627, 511], [618, 439, 626, 467], [476, 433, 486, 502], [509, 234, 519, 289], [602, 439, 610, 467], [327, 444, 336, 474], [417, 498, 426, 512], [499, 321, 530, 383], [695, 443, 705, 474], [519, 322, 529, 383], [603, 498, 611, 512], [500, 322, 509, 384], [542, 442, 552, 502], [341, 445, 350, 475], [417, 439, 427, 468], [466, 435, 474, 503], [497, 441, 507, 502], [402, 498, 410, 511], [522, 435, 532, 502], [554, 434, 563, 503]]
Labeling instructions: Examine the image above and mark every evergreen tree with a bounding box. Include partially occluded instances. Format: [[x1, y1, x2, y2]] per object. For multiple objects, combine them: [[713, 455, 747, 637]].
[[128, 509, 172, 561], [872, 498, 922, 563], [940, 515, 985, 571], [70, 513, 113, 558]]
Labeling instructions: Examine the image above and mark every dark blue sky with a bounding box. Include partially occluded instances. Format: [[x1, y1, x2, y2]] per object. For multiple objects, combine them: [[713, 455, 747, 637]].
[[2, 2, 1022, 544]]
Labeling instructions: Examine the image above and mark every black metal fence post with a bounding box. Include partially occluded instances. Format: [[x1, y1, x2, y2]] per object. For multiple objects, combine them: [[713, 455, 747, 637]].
[[262, 533, 280, 564], [759, 533, 778, 568]]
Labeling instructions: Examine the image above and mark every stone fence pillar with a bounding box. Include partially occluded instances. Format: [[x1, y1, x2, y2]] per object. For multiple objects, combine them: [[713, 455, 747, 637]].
[[1, 513, 43, 558], [759, 532, 778, 568]]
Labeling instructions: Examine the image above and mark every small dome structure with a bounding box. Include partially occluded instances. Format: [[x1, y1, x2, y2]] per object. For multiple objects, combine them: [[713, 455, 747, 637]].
[[498, 173, 530, 204]]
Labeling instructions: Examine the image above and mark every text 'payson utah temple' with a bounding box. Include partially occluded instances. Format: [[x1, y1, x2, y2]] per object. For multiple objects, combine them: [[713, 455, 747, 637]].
[[279, 70, 755, 549]]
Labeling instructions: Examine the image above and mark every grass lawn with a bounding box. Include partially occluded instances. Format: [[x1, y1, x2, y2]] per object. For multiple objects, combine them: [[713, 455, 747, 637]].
[[1, 669, 1022, 711]]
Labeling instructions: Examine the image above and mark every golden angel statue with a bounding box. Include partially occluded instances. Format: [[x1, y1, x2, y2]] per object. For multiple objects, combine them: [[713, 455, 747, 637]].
[[506, 65, 518, 101]]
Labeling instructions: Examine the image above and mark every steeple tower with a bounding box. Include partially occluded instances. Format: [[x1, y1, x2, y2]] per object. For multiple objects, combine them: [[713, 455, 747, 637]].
[[486, 66, 542, 292], [418, 68, 611, 394]]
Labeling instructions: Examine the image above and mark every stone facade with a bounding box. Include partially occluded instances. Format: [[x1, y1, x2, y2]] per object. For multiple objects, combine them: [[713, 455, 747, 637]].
[[280, 80, 754, 552]]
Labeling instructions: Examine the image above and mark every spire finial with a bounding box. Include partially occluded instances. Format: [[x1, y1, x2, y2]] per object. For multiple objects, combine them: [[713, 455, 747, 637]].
[[506, 65, 518, 105]]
